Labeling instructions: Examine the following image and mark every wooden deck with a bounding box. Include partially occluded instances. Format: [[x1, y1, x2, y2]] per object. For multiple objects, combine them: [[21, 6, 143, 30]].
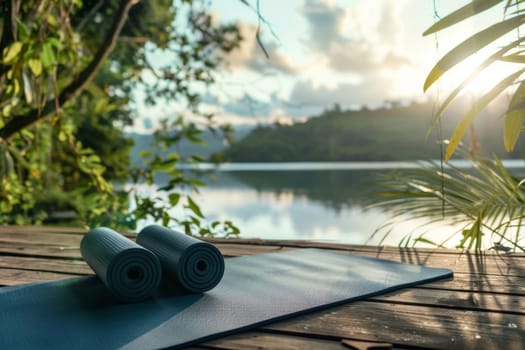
[[0, 225, 524, 350]]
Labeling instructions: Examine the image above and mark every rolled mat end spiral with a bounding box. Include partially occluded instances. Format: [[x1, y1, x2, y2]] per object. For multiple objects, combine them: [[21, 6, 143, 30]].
[[137, 225, 225, 293]]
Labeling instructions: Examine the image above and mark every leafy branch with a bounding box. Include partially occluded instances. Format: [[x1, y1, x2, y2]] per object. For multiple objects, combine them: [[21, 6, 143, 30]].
[[0, 0, 139, 140]]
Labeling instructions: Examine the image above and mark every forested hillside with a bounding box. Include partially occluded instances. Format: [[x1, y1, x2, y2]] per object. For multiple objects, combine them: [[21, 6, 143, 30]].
[[223, 99, 524, 161], [129, 126, 252, 166]]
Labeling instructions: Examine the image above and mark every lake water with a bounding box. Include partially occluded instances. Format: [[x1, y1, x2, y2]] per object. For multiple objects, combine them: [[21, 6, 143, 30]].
[[132, 161, 525, 248]]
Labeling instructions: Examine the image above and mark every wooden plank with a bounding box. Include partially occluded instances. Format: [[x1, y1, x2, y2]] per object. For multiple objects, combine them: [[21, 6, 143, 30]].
[[371, 288, 525, 315], [0, 231, 84, 246], [0, 255, 91, 275], [340, 339, 394, 350], [0, 225, 87, 235], [370, 252, 524, 277], [1, 227, 523, 258], [206, 238, 525, 256], [0, 233, 282, 258], [0, 268, 74, 285], [4, 227, 523, 257], [421, 272, 525, 295], [0, 242, 81, 259], [0, 230, 138, 245], [200, 331, 349, 350], [262, 301, 525, 350], [217, 244, 289, 257], [0, 242, 286, 260]]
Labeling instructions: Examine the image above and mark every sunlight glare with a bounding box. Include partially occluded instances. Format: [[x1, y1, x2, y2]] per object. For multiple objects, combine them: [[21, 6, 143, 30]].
[[435, 55, 519, 100]]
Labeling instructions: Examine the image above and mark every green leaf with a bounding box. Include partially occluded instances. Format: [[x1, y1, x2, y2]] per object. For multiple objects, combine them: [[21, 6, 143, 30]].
[[139, 150, 153, 158], [94, 98, 108, 114], [47, 37, 63, 49], [186, 132, 206, 145], [185, 177, 205, 187], [446, 68, 525, 160], [504, 80, 525, 151], [166, 152, 180, 161], [423, 0, 502, 36], [189, 154, 205, 162], [424, 14, 525, 92], [85, 82, 106, 97], [6, 79, 21, 96], [190, 215, 200, 226], [0, 201, 10, 213], [223, 220, 240, 236], [58, 130, 67, 142], [27, 59, 42, 76], [499, 52, 525, 63], [154, 158, 178, 172], [47, 13, 58, 27], [162, 212, 170, 226], [168, 193, 180, 206], [2, 103, 13, 117], [469, 215, 483, 250], [2, 42, 23, 64], [16, 19, 30, 42], [413, 237, 439, 246], [41, 42, 56, 68], [186, 196, 204, 218]]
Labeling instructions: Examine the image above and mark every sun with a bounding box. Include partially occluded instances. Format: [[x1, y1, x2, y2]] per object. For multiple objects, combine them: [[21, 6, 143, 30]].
[[438, 55, 520, 99]]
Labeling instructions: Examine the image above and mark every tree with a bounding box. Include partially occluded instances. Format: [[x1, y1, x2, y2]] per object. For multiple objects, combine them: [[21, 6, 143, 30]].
[[0, 0, 241, 235], [375, 0, 525, 251]]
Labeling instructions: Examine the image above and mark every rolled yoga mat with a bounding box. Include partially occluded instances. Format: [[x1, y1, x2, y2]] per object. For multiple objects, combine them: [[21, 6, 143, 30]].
[[0, 248, 452, 350], [80, 227, 162, 303], [137, 224, 225, 293]]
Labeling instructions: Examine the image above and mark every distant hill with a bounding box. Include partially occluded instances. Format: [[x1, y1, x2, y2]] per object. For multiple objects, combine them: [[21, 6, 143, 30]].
[[128, 126, 252, 166], [223, 99, 525, 162]]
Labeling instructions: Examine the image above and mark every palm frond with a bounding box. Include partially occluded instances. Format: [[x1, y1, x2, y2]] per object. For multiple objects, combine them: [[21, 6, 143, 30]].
[[373, 152, 525, 251]]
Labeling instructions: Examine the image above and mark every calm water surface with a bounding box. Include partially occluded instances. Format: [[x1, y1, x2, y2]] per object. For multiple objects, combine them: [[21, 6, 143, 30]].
[[132, 161, 525, 248]]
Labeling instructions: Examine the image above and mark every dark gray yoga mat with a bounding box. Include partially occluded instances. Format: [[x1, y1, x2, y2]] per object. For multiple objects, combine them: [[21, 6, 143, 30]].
[[80, 227, 161, 302], [137, 225, 224, 293], [0, 248, 452, 350]]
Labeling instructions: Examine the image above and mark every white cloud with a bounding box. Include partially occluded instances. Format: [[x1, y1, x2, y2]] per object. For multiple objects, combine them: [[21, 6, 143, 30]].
[[378, 0, 406, 47], [222, 22, 298, 75], [301, 0, 411, 73], [289, 71, 411, 108], [302, 0, 346, 52]]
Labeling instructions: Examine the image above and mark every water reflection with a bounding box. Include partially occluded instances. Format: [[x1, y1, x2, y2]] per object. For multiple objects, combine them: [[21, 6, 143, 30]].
[[190, 186, 388, 244], [209, 170, 383, 210], [136, 167, 465, 246]]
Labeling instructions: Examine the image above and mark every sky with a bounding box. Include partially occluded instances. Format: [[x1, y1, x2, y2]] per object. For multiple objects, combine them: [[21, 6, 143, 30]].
[[135, 0, 517, 132]]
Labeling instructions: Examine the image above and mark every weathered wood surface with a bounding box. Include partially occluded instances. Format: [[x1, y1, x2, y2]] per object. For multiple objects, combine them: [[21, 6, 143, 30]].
[[0, 226, 523, 350]]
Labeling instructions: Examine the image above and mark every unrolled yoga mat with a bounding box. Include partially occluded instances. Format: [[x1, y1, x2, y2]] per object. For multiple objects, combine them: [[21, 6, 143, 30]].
[[0, 248, 452, 350]]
